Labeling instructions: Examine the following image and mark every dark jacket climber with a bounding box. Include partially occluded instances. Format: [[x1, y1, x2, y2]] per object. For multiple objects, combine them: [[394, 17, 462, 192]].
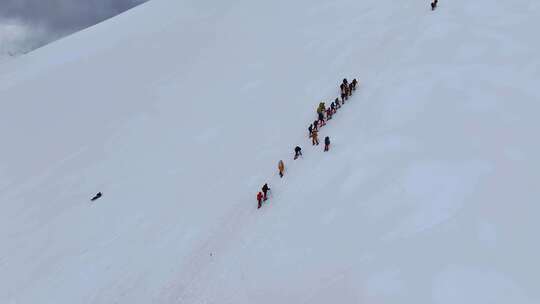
[[294, 146, 303, 159], [352, 78, 358, 90], [318, 111, 325, 122], [324, 136, 331, 151], [91, 192, 102, 201], [262, 183, 270, 200]]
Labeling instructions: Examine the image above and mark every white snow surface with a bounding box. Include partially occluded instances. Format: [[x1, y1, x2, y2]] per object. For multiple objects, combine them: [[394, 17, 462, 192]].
[[1, 0, 539, 303]]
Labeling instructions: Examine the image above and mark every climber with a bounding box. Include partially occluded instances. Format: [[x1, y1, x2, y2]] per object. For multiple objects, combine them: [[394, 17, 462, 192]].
[[318, 111, 326, 126], [91, 192, 102, 201], [352, 78, 358, 90], [262, 183, 270, 201], [312, 129, 320, 145], [294, 146, 303, 160], [324, 136, 331, 152], [257, 191, 263, 209]]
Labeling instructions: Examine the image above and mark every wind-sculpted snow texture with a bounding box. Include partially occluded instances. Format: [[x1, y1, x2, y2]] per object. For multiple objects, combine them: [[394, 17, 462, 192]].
[[1, 0, 539, 303]]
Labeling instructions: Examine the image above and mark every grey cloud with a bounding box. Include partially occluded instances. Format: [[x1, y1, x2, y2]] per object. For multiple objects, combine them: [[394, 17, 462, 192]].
[[0, 0, 148, 32], [0, 0, 148, 55]]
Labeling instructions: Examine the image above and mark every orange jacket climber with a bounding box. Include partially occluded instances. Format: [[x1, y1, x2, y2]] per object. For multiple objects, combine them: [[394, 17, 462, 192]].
[[312, 129, 319, 145], [278, 160, 285, 178]]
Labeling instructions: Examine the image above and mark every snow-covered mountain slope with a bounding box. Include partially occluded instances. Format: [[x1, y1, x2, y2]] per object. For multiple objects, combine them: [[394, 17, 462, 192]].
[[1, 0, 539, 303]]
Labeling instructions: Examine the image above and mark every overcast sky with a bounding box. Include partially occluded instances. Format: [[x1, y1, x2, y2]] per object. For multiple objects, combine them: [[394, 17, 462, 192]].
[[0, 0, 148, 57]]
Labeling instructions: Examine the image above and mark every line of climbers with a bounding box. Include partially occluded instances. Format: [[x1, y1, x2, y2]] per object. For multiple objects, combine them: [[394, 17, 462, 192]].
[[91, 4, 438, 204], [257, 77, 359, 209]]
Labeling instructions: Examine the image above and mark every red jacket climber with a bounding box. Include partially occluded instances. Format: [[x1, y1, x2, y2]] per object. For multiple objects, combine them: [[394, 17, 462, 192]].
[[257, 192, 263, 209]]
